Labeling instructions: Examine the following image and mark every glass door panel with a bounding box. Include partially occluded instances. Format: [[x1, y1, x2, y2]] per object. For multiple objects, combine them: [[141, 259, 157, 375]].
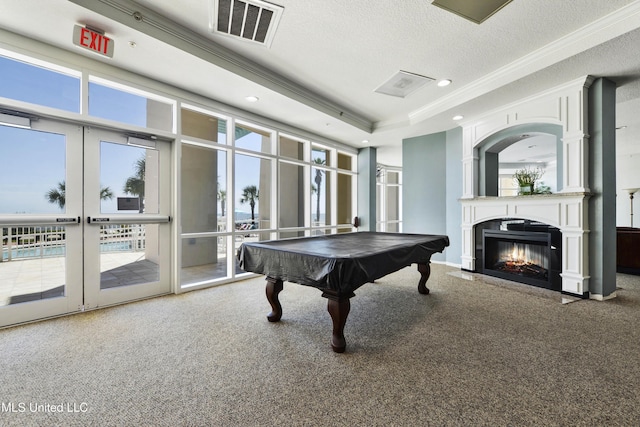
[[83, 128, 170, 308], [0, 120, 172, 326], [0, 119, 83, 327], [1, 224, 67, 305], [99, 223, 160, 289]]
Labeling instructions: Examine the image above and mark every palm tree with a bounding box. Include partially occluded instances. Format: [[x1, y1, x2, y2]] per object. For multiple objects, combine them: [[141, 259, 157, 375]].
[[217, 189, 227, 217], [100, 186, 114, 201], [313, 158, 326, 223], [45, 181, 66, 209], [123, 156, 145, 213], [46, 181, 114, 209], [240, 185, 259, 225]]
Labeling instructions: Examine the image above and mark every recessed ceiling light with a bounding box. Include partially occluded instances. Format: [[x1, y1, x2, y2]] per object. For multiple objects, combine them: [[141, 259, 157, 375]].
[[452, 115, 463, 120], [245, 96, 259, 102], [362, 139, 369, 144], [437, 79, 452, 87], [128, 41, 137, 48], [528, 145, 537, 149]]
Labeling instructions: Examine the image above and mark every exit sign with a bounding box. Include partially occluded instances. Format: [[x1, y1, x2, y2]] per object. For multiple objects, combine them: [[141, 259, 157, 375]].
[[73, 25, 113, 58]]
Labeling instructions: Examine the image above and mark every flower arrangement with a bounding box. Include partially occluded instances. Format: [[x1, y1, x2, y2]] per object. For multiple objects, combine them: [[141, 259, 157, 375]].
[[513, 166, 544, 195]]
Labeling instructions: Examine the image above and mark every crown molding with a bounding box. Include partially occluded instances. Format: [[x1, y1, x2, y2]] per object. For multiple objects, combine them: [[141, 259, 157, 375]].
[[69, 0, 374, 133], [409, 0, 640, 125]]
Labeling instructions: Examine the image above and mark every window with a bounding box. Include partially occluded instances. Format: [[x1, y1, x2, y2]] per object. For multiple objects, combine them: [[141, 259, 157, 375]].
[[499, 175, 519, 196], [99, 141, 159, 214], [235, 153, 272, 230], [181, 236, 229, 284], [311, 157, 331, 228], [376, 166, 402, 232], [279, 135, 305, 160], [181, 145, 227, 233], [337, 152, 353, 171], [278, 161, 305, 229], [0, 126, 66, 214], [180, 143, 228, 286], [0, 54, 80, 112], [311, 145, 331, 166], [235, 122, 272, 153], [0, 46, 358, 293], [337, 173, 353, 226], [181, 107, 227, 144], [89, 77, 174, 132]]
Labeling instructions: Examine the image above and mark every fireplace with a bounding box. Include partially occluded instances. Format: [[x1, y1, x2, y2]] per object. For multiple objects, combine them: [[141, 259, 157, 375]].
[[483, 229, 551, 287], [476, 219, 562, 291]]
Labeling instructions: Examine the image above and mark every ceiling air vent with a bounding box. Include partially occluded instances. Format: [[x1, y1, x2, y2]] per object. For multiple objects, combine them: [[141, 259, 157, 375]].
[[374, 71, 435, 98], [211, 0, 284, 47]]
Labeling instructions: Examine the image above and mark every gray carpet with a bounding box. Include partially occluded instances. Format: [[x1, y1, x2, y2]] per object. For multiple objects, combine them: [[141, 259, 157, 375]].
[[1, 264, 639, 426]]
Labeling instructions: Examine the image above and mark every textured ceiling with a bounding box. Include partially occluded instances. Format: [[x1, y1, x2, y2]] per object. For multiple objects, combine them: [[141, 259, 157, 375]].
[[0, 0, 640, 165]]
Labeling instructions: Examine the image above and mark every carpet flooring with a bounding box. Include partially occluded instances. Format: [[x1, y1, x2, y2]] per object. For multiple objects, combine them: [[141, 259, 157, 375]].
[[1, 264, 639, 426]]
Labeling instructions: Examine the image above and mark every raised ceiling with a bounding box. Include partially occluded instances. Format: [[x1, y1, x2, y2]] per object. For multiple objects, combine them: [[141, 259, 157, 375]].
[[0, 0, 640, 165]]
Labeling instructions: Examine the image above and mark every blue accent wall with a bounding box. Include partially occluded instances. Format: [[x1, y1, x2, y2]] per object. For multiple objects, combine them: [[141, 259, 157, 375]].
[[357, 147, 377, 231], [402, 132, 449, 263], [445, 127, 463, 266]]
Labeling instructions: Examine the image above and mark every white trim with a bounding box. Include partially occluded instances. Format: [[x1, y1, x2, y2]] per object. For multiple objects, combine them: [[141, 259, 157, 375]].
[[409, 1, 640, 124], [0, 27, 356, 153], [0, 47, 82, 78]]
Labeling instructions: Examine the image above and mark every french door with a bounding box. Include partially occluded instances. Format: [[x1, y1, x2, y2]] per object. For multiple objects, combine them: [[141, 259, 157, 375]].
[[0, 117, 171, 327]]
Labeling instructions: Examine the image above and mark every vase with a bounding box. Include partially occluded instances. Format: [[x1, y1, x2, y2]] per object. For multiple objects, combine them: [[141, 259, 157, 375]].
[[519, 184, 533, 195]]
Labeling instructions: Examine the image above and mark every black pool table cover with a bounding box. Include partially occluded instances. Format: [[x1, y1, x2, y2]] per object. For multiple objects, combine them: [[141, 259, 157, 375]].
[[237, 231, 450, 296]]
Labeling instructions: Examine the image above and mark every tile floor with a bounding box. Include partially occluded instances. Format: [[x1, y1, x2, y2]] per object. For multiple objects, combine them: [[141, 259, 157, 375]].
[[0, 252, 158, 306]]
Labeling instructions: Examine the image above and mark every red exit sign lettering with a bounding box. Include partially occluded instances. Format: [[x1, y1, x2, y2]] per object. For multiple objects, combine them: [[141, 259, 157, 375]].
[[73, 25, 114, 58]]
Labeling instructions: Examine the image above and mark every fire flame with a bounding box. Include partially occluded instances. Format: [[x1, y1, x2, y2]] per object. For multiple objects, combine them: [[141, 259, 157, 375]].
[[511, 244, 525, 263]]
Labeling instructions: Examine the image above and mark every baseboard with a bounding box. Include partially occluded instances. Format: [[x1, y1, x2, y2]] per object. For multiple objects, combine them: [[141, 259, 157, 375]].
[[430, 260, 462, 269], [589, 292, 617, 301]]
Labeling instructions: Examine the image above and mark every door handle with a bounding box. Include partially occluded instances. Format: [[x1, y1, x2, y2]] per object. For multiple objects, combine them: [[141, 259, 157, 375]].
[[0, 215, 80, 226], [87, 215, 170, 224], [87, 216, 110, 224]]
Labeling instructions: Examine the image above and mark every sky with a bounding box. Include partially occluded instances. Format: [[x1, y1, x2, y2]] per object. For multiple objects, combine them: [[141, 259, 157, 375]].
[[0, 57, 152, 215], [0, 53, 325, 221], [0, 126, 66, 214]]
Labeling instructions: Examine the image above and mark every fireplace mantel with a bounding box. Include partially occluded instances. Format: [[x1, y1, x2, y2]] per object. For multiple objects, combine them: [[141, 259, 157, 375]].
[[461, 193, 590, 296], [459, 77, 594, 298]]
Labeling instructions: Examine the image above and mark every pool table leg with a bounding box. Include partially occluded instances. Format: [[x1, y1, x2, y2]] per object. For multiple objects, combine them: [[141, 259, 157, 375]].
[[265, 277, 284, 322], [417, 262, 431, 295], [323, 293, 351, 353]]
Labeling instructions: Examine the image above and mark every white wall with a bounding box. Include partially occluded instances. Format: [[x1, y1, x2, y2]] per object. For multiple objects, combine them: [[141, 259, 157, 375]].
[[615, 97, 640, 227]]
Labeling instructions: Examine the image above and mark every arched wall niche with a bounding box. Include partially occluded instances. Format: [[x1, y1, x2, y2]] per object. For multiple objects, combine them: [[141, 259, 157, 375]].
[[476, 123, 563, 197], [460, 76, 594, 298]]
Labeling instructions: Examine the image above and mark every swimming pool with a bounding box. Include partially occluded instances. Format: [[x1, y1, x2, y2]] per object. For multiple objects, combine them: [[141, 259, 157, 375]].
[[1, 240, 141, 261]]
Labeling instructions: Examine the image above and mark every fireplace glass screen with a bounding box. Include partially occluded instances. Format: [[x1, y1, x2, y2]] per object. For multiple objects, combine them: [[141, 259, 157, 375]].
[[489, 241, 548, 280], [483, 230, 551, 286]]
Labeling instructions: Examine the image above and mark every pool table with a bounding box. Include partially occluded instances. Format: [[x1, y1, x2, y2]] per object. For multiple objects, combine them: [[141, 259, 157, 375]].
[[237, 231, 449, 352]]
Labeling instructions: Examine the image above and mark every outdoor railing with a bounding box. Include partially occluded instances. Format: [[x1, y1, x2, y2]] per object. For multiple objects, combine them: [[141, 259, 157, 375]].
[[1, 224, 146, 262]]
